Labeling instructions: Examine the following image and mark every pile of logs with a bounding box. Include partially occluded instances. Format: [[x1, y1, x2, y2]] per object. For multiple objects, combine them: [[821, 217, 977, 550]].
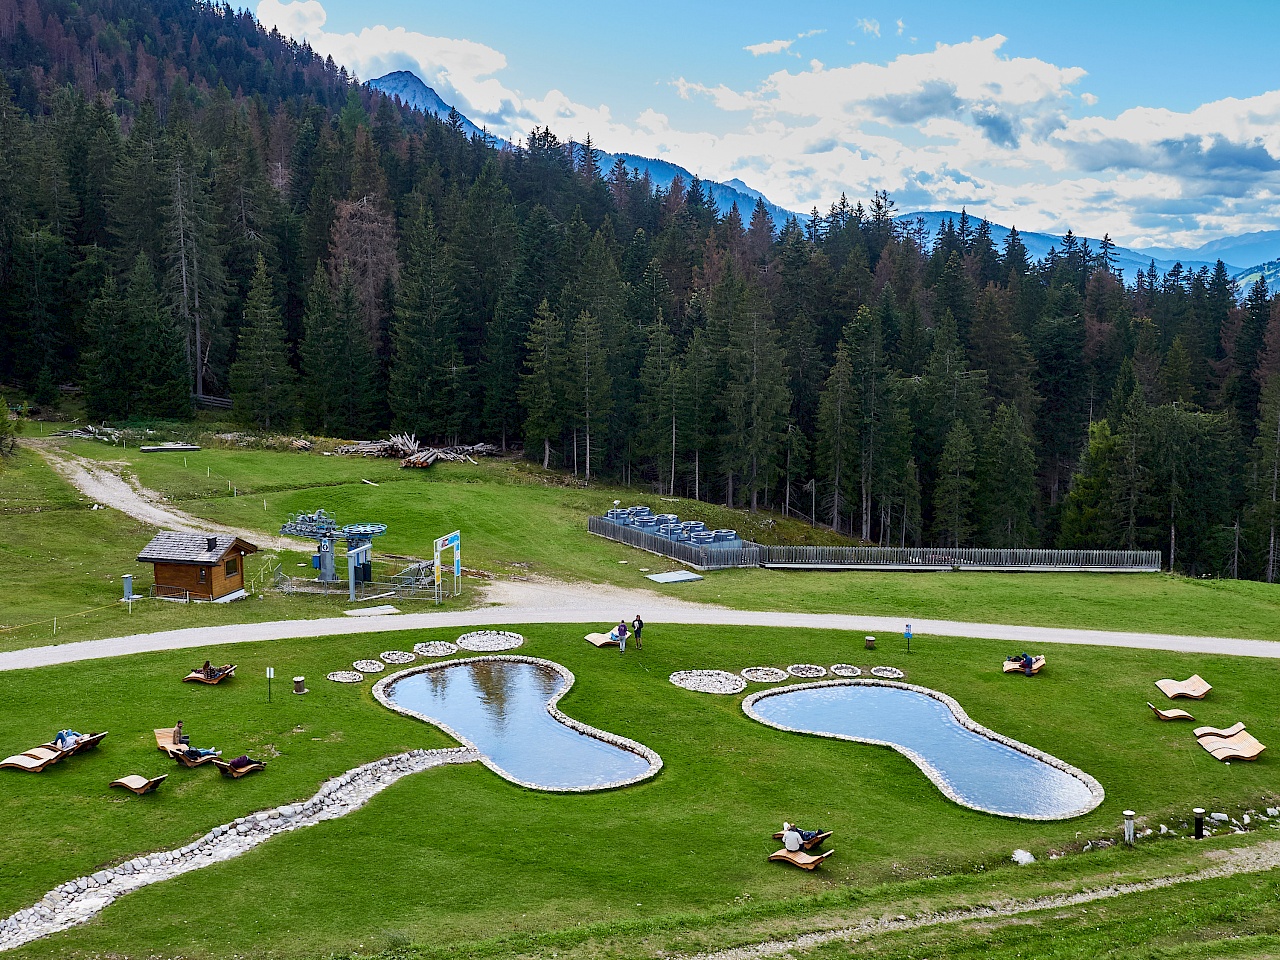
[[334, 434, 499, 468], [50, 425, 122, 441], [401, 443, 499, 468], [335, 433, 422, 458]]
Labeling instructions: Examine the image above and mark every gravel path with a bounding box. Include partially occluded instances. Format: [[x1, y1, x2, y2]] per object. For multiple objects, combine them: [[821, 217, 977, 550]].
[[0, 746, 479, 953], [1, 574, 1276, 672], [681, 840, 1280, 960], [36, 445, 309, 551]]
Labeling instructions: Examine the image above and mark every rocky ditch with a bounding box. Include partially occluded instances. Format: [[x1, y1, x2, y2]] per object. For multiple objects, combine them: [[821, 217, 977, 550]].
[[0, 747, 479, 952]]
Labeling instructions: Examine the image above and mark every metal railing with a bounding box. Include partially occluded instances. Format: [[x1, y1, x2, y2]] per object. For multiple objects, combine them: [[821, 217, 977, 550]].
[[755, 545, 1161, 571], [588, 517, 1160, 572], [587, 516, 760, 570]]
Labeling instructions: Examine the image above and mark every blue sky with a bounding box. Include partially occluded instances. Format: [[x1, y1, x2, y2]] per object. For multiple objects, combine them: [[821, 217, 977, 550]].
[[256, 0, 1280, 248]]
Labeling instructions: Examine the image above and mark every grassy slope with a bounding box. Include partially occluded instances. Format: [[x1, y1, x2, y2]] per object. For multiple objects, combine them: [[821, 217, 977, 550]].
[[48, 439, 1280, 642], [2, 622, 1278, 958]]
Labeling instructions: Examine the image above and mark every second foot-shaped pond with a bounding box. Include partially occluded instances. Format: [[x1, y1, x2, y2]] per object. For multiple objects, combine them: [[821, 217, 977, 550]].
[[374, 656, 659, 791], [745, 680, 1102, 819]]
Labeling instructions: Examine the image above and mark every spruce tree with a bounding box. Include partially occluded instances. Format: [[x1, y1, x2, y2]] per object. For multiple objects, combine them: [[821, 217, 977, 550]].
[[980, 404, 1038, 547], [519, 300, 567, 468], [637, 316, 681, 493], [230, 256, 295, 430], [81, 277, 132, 420], [934, 420, 976, 547], [388, 210, 465, 442], [816, 341, 858, 531], [568, 310, 611, 483], [127, 254, 192, 419], [298, 265, 345, 433]]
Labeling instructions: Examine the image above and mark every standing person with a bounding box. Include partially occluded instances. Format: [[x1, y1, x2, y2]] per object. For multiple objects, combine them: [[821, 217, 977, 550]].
[[632, 615, 643, 650], [616, 619, 629, 653]]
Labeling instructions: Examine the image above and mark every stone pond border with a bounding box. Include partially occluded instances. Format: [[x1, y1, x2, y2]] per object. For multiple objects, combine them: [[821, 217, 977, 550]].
[[742, 678, 1104, 821], [0, 747, 479, 953], [372, 655, 663, 794]]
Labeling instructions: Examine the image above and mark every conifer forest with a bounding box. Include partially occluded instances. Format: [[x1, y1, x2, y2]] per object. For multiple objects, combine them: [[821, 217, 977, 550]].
[[5, 0, 1280, 580]]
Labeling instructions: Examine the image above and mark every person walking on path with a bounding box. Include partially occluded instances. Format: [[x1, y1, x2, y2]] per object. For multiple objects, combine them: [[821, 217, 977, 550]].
[[632, 615, 643, 650]]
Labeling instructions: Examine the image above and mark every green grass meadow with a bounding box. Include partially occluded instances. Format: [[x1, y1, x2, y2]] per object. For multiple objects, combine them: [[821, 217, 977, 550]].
[[1, 622, 1278, 958]]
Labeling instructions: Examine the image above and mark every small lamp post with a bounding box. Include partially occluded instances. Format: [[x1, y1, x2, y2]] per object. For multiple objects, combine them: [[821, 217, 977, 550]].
[[267, 666, 274, 703], [1123, 810, 1135, 845], [905, 622, 912, 654], [1193, 807, 1205, 839]]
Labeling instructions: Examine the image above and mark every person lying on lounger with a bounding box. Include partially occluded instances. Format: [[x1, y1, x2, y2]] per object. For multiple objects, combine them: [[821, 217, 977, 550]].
[[782, 822, 828, 852], [183, 747, 221, 760], [54, 729, 83, 750], [228, 755, 256, 769]]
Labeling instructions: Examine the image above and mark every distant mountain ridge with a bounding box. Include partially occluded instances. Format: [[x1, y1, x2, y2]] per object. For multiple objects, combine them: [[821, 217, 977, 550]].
[[368, 70, 796, 226], [899, 211, 1263, 281]]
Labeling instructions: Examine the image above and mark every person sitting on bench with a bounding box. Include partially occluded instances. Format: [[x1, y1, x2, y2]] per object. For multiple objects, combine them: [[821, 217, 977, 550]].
[[171, 721, 190, 746], [782, 822, 827, 852]]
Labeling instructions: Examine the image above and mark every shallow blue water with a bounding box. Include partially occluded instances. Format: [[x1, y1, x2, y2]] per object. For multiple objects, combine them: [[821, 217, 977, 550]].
[[385, 660, 653, 790], [751, 684, 1096, 818]]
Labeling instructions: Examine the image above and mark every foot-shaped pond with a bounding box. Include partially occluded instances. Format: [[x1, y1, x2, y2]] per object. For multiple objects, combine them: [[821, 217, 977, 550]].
[[745, 680, 1101, 819], [374, 656, 660, 791]]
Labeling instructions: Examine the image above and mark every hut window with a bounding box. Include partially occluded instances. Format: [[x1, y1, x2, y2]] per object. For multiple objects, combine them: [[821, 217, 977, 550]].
[[199, 568, 207, 582], [225, 557, 239, 577]]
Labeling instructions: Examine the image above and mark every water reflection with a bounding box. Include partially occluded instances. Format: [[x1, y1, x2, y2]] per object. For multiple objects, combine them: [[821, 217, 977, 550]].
[[749, 683, 1100, 819], [385, 660, 655, 791]]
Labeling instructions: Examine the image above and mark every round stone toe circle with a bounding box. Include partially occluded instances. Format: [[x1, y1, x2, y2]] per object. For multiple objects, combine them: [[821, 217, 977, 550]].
[[669, 670, 746, 694]]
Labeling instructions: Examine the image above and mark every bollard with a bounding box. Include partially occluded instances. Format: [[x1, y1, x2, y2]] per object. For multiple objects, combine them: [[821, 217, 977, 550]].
[[865, 635, 876, 650], [293, 676, 308, 695], [1123, 810, 1135, 845], [1194, 807, 1205, 839]]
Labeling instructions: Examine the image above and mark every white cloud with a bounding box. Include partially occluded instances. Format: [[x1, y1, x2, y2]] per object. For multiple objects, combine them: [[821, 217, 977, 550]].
[[745, 38, 794, 56], [856, 18, 881, 37], [896, 18, 905, 36]]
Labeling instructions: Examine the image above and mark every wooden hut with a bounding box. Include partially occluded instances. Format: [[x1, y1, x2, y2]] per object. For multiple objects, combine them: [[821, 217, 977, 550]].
[[136, 532, 259, 602]]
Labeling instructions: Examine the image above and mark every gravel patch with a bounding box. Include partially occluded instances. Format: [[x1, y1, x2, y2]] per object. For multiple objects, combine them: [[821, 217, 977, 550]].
[[870, 666, 905, 679], [352, 659, 384, 673], [741, 667, 788, 683], [326, 670, 364, 683], [670, 670, 747, 695], [379, 651, 415, 664], [413, 641, 459, 657], [456, 630, 525, 651], [787, 664, 827, 678], [830, 664, 862, 677]]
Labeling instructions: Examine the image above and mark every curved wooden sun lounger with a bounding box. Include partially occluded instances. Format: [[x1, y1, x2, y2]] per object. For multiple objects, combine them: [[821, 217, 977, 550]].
[[0, 750, 63, 772], [1003, 655, 1045, 675], [38, 731, 109, 755], [213, 758, 265, 778], [154, 728, 184, 756], [110, 774, 167, 795], [772, 830, 833, 850], [183, 665, 236, 684], [171, 750, 219, 768], [1199, 730, 1265, 761], [1194, 721, 1246, 740], [769, 848, 834, 870], [1155, 674, 1212, 700], [584, 632, 620, 648], [1147, 702, 1195, 721]]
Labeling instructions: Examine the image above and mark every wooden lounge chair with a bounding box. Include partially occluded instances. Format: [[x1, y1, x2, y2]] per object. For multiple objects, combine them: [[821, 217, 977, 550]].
[[772, 830, 832, 850], [584, 632, 620, 648], [1003, 655, 1045, 675], [0, 750, 63, 772], [1147, 702, 1195, 721], [154, 728, 185, 756], [212, 758, 265, 778], [769, 848, 834, 870], [1198, 730, 1266, 761], [171, 749, 219, 768], [38, 731, 108, 755], [110, 774, 167, 795], [183, 664, 236, 684], [1194, 721, 1246, 740], [1155, 674, 1212, 700]]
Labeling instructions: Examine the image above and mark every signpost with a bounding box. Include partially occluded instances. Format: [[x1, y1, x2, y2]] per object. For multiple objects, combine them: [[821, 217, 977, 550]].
[[905, 623, 912, 655], [433, 530, 462, 604], [267, 666, 274, 703]]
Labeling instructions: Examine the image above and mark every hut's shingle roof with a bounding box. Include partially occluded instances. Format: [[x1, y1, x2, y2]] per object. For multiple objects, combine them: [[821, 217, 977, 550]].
[[136, 532, 258, 564]]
